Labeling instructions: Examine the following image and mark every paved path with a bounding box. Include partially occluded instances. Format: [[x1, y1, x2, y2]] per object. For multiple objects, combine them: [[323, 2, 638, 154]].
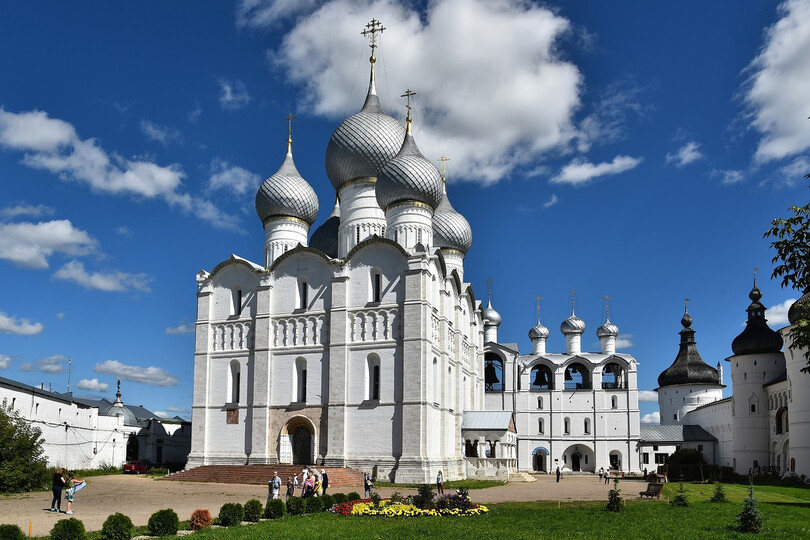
[[0, 474, 646, 537]]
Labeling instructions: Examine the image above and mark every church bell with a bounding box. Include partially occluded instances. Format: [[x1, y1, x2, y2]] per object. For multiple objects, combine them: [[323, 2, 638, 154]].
[[532, 368, 549, 387], [484, 362, 500, 385]]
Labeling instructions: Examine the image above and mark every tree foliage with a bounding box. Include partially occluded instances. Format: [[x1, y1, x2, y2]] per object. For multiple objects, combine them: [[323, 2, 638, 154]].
[[0, 399, 49, 493]]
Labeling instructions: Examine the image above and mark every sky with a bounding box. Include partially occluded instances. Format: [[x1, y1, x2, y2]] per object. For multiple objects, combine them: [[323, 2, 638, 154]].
[[1, 0, 809, 424]]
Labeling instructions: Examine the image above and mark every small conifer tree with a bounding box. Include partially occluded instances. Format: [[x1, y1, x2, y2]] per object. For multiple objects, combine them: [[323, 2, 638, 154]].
[[669, 479, 689, 507], [605, 478, 624, 512], [709, 482, 728, 503], [736, 479, 766, 533]]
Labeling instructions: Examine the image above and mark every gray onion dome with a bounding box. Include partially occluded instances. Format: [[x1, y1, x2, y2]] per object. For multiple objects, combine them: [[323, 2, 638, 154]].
[[376, 129, 443, 211], [433, 187, 473, 253], [256, 142, 319, 225], [309, 198, 340, 258], [597, 318, 619, 338], [731, 282, 783, 355], [529, 322, 549, 340], [483, 299, 502, 327], [325, 77, 405, 191], [657, 308, 719, 387], [561, 312, 586, 335]]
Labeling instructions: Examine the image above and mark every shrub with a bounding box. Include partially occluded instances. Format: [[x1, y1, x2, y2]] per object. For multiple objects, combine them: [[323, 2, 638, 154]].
[[412, 484, 435, 510], [389, 492, 404, 504], [244, 499, 263, 522], [100, 512, 133, 540], [147, 508, 179, 537], [709, 483, 728, 503], [50, 518, 87, 540], [305, 497, 325, 513], [0, 524, 25, 540], [0, 399, 50, 492], [218, 503, 245, 527], [669, 481, 689, 507], [605, 478, 624, 512], [190, 509, 212, 531], [347, 491, 362, 502], [320, 494, 335, 510], [287, 496, 305, 516], [333, 493, 348, 504], [737, 482, 766, 533], [264, 498, 286, 519]]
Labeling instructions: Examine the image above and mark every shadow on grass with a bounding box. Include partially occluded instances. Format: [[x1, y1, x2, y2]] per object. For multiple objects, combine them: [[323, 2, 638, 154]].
[[763, 501, 810, 508]]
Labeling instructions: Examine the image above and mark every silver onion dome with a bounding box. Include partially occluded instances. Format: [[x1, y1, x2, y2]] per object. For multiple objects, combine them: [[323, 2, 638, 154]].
[[529, 322, 549, 340], [309, 198, 340, 258], [256, 141, 319, 226], [376, 128, 443, 211], [561, 312, 586, 335], [433, 187, 473, 254], [325, 75, 405, 191], [597, 318, 619, 338], [483, 299, 502, 327]]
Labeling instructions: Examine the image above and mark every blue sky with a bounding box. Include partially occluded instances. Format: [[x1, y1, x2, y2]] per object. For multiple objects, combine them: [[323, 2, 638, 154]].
[[1, 1, 808, 423]]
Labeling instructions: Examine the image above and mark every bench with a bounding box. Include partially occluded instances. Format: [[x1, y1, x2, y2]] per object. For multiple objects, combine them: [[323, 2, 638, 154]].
[[639, 483, 663, 499]]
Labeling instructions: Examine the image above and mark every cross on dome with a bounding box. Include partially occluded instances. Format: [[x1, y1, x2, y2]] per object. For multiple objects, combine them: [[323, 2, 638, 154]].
[[361, 18, 386, 63], [401, 88, 416, 128], [438, 155, 450, 182]]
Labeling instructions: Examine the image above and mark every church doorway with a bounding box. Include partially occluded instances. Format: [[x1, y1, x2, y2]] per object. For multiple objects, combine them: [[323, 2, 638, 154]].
[[571, 452, 582, 471], [532, 447, 549, 472], [126, 434, 139, 461], [292, 426, 312, 465]]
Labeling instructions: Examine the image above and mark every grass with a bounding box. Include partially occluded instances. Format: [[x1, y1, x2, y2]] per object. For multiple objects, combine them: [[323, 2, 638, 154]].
[[373, 479, 504, 490]]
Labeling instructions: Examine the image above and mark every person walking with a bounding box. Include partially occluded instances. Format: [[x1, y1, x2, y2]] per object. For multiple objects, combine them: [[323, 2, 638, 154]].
[[286, 476, 294, 501], [556, 467, 561, 483], [321, 469, 329, 496], [64, 472, 82, 515], [436, 470, 444, 495], [268, 471, 282, 501], [363, 472, 373, 499], [50, 468, 65, 512], [604, 468, 611, 485], [599, 467, 604, 481], [292, 474, 299, 498], [301, 468, 309, 497], [314, 473, 322, 497]]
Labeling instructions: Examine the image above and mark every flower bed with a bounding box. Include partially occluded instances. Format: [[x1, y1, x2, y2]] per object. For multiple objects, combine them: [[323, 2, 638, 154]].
[[333, 498, 488, 517]]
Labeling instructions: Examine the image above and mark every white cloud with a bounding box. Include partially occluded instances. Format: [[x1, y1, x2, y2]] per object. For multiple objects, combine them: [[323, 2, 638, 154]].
[[19, 362, 34, 372], [0, 203, 54, 219], [115, 226, 131, 237], [0, 109, 238, 231], [76, 378, 109, 392], [575, 82, 647, 153], [237, 0, 319, 27], [775, 156, 810, 188], [666, 141, 703, 167], [744, 0, 810, 163], [640, 411, 660, 424], [766, 298, 798, 327], [542, 194, 558, 209], [0, 219, 96, 269], [208, 159, 261, 196], [167, 406, 189, 413], [187, 101, 202, 123], [614, 333, 635, 349], [0, 354, 11, 369], [551, 155, 642, 186], [153, 411, 171, 419], [269, 0, 582, 184], [218, 79, 251, 110], [166, 323, 195, 335], [56, 312, 65, 320], [34, 355, 66, 374], [0, 312, 44, 335], [712, 169, 745, 185], [53, 260, 153, 293], [140, 120, 182, 146], [638, 390, 658, 402], [94, 359, 180, 387]]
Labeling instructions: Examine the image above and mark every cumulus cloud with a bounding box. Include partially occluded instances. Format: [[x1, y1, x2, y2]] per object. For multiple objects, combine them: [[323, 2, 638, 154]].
[[766, 298, 798, 327], [267, 0, 582, 184], [0, 203, 54, 219], [208, 159, 261, 196], [666, 141, 703, 167], [237, 0, 319, 27], [218, 79, 251, 110], [0, 109, 238, 230], [167, 406, 189, 413], [166, 323, 194, 335], [638, 390, 658, 402], [33, 355, 66, 373], [54, 260, 153, 293], [140, 120, 182, 146], [551, 155, 642, 186], [542, 194, 558, 209], [712, 169, 745, 185], [0, 311, 44, 335], [115, 226, 131, 237], [614, 333, 635, 349], [744, 0, 810, 163], [0, 220, 96, 269], [640, 411, 660, 424], [94, 359, 180, 387], [76, 378, 109, 392], [773, 156, 810, 188], [0, 354, 11, 369], [576, 82, 647, 153]]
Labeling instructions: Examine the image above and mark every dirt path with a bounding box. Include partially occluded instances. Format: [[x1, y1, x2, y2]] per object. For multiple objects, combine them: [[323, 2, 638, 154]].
[[0, 474, 643, 537]]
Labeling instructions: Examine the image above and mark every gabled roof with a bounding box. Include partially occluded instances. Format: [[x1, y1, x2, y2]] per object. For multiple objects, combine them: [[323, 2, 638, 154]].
[[461, 411, 515, 432], [639, 424, 717, 443]]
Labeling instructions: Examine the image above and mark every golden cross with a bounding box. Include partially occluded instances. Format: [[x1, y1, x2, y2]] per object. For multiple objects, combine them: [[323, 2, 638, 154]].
[[401, 89, 416, 122], [684, 298, 691, 313], [361, 19, 386, 60], [284, 113, 296, 140], [438, 156, 450, 180]]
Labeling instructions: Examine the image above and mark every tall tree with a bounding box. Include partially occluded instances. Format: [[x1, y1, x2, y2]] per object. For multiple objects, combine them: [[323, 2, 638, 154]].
[[0, 399, 49, 492]]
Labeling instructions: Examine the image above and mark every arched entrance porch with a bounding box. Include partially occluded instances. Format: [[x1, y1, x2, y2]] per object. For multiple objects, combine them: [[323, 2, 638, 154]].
[[278, 416, 316, 465], [562, 444, 596, 472], [532, 446, 549, 472]]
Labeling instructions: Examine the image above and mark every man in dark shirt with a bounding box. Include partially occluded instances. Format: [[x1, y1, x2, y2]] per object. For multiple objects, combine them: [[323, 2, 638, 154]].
[[321, 469, 329, 496], [51, 468, 65, 512]]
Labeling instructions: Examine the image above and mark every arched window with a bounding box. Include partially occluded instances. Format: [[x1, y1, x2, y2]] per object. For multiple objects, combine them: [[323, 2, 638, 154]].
[[433, 358, 439, 403], [776, 407, 788, 434], [538, 418, 544, 434], [530, 365, 553, 390], [611, 395, 618, 409], [230, 360, 240, 403], [537, 396, 543, 409], [298, 278, 308, 310], [232, 288, 243, 316], [367, 354, 380, 401], [564, 417, 570, 434], [564, 363, 590, 390], [370, 269, 382, 303], [484, 353, 504, 392], [584, 418, 591, 434], [294, 357, 307, 402], [602, 363, 624, 389], [448, 366, 455, 411]]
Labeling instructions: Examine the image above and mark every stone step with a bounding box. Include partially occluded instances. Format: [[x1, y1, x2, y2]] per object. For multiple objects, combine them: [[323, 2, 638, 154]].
[[161, 465, 364, 488]]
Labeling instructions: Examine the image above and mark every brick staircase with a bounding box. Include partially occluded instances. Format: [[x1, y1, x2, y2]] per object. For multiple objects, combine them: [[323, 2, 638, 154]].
[[161, 465, 364, 488]]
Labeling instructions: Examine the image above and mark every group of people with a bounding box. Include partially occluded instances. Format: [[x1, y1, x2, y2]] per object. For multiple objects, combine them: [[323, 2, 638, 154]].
[[268, 467, 329, 502], [50, 468, 82, 515]]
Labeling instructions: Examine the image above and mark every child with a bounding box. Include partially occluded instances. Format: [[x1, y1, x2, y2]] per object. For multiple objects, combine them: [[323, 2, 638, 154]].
[[64, 472, 84, 515]]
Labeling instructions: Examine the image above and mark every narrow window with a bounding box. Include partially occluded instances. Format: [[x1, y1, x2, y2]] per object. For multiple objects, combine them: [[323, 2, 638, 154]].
[[750, 403, 756, 413], [611, 395, 617, 409], [356, 226, 360, 244], [367, 355, 381, 401], [230, 360, 241, 403], [372, 271, 382, 302], [564, 417, 570, 434], [35, 403, 39, 415], [299, 280, 308, 310], [235, 289, 242, 315], [372, 365, 380, 400], [674, 412, 678, 421], [537, 397, 543, 409], [538, 418, 544, 434], [584, 418, 590, 434], [417, 228, 423, 244], [300, 369, 307, 402], [394, 230, 398, 244]]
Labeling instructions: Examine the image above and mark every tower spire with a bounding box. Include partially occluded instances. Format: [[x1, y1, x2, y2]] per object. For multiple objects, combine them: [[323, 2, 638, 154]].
[[361, 18, 385, 94], [401, 89, 416, 133], [284, 113, 296, 155], [569, 288, 576, 316], [536, 295, 542, 324], [603, 295, 612, 321]]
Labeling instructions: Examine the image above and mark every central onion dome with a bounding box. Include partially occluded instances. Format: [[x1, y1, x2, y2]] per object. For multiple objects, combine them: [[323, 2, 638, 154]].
[[561, 310, 586, 335], [657, 307, 719, 387], [731, 281, 783, 355], [529, 321, 549, 340], [433, 181, 473, 253], [256, 138, 319, 225], [376, 123, 443, 211], [597, 318, 619, 338], [325, 69, 405, 190], [309, 198, 340, 258], [483, 298, 502, 327]]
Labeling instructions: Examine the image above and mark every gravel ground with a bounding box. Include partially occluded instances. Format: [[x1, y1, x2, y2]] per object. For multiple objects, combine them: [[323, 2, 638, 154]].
[[0, 473, 641, 537]]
